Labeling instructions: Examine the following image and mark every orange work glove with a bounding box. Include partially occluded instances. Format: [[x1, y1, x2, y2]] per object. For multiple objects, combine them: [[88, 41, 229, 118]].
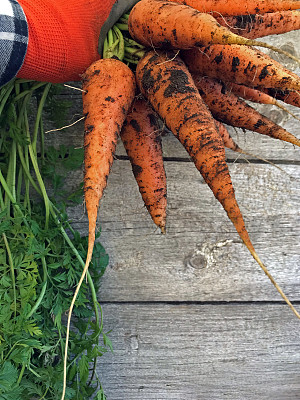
[[17, 0, 138, 83]]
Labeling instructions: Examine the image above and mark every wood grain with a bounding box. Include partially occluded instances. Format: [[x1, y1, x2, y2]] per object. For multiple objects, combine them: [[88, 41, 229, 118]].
[[68, 160, 300, 303], [98, 304, 300, 400]]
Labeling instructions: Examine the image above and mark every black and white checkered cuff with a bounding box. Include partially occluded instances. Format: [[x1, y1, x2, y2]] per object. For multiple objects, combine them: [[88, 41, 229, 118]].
[[0, 0, 28, 87]]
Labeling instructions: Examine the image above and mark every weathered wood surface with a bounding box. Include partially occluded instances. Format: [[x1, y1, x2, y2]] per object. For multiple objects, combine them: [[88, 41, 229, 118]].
[[70, 161, 300, 303], [99, 304, 300, 400], [49, 30, 300, 399]]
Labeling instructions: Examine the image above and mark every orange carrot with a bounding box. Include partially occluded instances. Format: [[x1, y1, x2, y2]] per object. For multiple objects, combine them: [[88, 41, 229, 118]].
[[121, 98, 167, 233], [225, 81, 284, 104], [167, 0, 300, 16], [182, 45, 300, 91], [82, 59, 136, 266], [215, 10, 300, 39], [214, 119, 241, 152], [224, 81, 300, 121], [192, 74, 300, 146], [262, 87, 300, 109], [127, 0, 298, 60], [136, 49, 300, 319], [61, 58, 136, 400]]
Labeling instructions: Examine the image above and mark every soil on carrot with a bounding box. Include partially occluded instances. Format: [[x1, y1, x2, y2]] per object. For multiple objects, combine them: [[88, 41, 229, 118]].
[[140, 53, 197, 98]]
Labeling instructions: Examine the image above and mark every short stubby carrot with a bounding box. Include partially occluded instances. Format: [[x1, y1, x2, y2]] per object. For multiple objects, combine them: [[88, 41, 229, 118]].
[[182, 45, 300, 91], [127, 0, 296, 56], [60, 58, 136, 400], [215, 10, 300, 39], [121, 98, 167, 233], [192, 74, 300, 147], [135, 49, 300, 320], [167, 0, 300, 16]]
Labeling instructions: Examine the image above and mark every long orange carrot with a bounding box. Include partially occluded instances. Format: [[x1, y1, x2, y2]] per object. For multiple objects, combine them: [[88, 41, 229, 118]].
[[82, 59, 136, 268], [167, 0, 300, 16], [215, 10, 300, 39], [121, 98, 167, 233], [182, 45, 300, 91], [127, 0, 299, 62], [136, 49, 300, 319], [61, 58, 136, 400], [192, 74, 300, 146]]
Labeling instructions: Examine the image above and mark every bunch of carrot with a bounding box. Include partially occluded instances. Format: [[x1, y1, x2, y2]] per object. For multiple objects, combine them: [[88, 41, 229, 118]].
[[61, 1, 300, 397]]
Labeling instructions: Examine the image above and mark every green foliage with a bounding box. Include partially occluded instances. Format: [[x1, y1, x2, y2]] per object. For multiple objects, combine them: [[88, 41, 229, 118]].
[[0, 79, 111, 399], [41, 145, 84, 202]]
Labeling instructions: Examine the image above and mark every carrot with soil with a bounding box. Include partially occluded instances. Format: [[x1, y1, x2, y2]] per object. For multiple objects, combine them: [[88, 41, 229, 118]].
[[166, 0, 300, 16], [136, 49, 300, 319], [127, 0, 300, 63], [214, 119, 242, 153], [215, 10, 300, 39], [121, 98, 167, 233], [262, 87, 300, 109], [191, 74, 300, 146], [182, 45, 300, 91], [223, 81, 300, 121], [61, 58, 136, 400]]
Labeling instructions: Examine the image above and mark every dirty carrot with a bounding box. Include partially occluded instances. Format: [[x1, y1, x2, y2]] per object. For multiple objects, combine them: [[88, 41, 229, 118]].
[[167, 0, 300, 16], [215, 10, 300, 39], [192, 74, 300, 146], [262, 87, 300, 109], [136, 49, 300, 320], [121, 97, 167, 233], [127, 0, 300, 62], [224, 82, 300, 121], [214, 119, 241, 152], [61, 58, 136, 400], [182, 45, 300, 91]]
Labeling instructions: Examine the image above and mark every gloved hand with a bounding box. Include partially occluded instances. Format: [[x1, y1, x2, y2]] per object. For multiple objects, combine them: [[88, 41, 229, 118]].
[[17, 0, 139, 83]]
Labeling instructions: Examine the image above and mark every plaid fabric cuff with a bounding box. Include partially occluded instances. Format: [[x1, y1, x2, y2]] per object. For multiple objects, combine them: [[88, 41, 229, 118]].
[[0, 0, 28, 87]]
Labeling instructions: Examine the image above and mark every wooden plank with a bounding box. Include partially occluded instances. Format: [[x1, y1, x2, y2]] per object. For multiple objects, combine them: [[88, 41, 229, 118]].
[[44, 112, 300, 162], [97, 303, 300, 400], [67, 161, 300, 303]]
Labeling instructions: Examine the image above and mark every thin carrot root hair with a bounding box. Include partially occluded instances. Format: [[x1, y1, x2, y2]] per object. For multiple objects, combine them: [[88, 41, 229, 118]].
[[250, 248, 300, 320], [136, 49, 300, 321], [272, 101, 300, 123]]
